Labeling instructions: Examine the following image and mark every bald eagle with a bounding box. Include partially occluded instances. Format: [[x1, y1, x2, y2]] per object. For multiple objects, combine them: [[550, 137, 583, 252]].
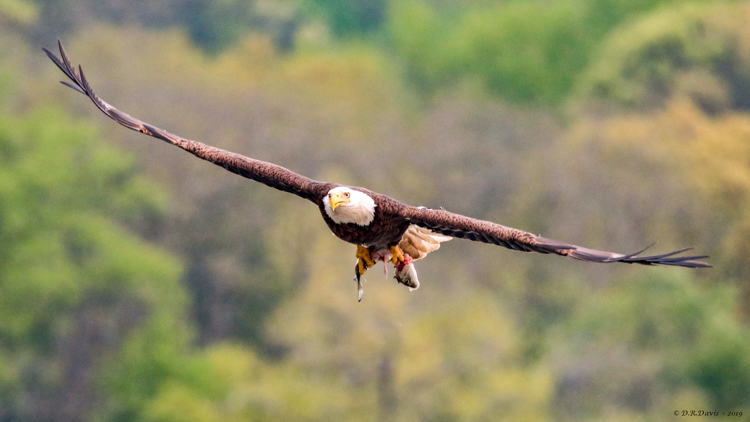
[[44, 41, 710, 301]]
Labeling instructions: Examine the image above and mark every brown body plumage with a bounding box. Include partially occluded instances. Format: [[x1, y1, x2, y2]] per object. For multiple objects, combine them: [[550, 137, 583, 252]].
[[44, 41, 710, 300]]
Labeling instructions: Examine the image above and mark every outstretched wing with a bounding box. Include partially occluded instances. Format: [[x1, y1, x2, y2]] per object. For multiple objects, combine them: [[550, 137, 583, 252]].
[[398, 206, 710, 268], [43, 40, 331, 203]]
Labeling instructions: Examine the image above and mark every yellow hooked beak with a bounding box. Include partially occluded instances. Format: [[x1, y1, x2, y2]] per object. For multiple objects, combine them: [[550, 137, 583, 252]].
[[330, 192, 348, 210]]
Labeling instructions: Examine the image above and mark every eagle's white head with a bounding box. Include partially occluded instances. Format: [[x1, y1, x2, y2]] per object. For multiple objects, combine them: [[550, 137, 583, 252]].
[[324, 186, 376, 226]]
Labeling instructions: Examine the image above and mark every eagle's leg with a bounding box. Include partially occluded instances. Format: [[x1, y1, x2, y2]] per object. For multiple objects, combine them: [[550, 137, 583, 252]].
[[389, 244, 405, 264], [355, 245, 375, 275], [353, 245, 374, 302]]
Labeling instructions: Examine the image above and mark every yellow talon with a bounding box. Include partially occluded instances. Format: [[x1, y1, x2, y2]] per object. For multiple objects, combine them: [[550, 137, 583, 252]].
[[356, 245, 374, 275], [389, 245, 405, 264]]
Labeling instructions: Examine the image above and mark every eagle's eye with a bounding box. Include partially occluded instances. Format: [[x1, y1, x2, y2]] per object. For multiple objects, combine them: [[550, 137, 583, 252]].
[[344, 192, 350, 197]]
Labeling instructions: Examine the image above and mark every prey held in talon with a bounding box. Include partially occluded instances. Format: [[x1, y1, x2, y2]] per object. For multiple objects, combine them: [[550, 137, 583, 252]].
[[44, 41, 711, 303], [352, 244, 420, 302]]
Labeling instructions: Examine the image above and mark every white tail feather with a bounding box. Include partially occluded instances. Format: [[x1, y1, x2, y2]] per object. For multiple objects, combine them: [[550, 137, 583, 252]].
[[399, 225, 452, 261]]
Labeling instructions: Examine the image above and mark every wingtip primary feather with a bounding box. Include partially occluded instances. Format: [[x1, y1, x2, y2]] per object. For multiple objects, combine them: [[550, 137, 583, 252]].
[[59, 80, 85, 94], [612, 244, 654, 262], [44, 40, 87, 95], [576, 246, 711, 268], [538, 237, 711, 268]]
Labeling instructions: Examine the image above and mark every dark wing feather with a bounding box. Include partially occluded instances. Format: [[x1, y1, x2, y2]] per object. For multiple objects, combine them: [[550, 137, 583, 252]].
[[398, 206, 711, 268], [43, 41, 330, 203]]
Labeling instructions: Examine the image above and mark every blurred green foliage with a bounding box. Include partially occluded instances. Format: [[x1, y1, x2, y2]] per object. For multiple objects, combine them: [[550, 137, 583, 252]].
[[0, 0, 37, 25], [0, 72, 192, 420], [576, 1, 750, 111], [387, 0, 735, 104], [2, 0, 750, 420], [556, 271, 750, 414], [180, 0, 255, 53], [389, 0, 592, 103], [308, 0, 386, 37]]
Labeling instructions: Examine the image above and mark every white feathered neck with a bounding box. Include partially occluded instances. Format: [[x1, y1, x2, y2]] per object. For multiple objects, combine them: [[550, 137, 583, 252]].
[[324, 187, 376, 226]]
